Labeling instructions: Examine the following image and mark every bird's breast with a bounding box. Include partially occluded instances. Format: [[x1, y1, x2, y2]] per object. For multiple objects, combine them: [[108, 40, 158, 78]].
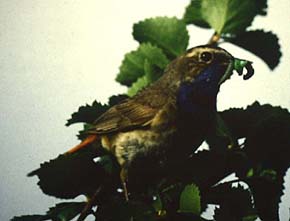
[[101, 128, 176, 167]]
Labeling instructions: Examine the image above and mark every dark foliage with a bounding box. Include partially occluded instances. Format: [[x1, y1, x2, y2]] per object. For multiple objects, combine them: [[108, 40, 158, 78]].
[[12, 0, 288, 221]]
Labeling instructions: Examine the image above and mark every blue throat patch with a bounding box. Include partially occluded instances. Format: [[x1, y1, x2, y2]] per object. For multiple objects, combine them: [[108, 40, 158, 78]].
[[177, 63, 226, 114]]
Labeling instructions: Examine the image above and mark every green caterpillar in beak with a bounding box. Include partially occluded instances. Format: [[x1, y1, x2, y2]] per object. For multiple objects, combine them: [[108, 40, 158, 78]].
[[219, 57, 254, 85]]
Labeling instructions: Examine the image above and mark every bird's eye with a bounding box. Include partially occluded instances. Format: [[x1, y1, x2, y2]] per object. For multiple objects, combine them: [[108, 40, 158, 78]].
[[200, 51, 213, 62]]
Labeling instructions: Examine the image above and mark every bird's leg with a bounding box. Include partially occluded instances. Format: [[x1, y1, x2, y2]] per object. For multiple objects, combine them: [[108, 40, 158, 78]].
[[120, 168, 129, 201]]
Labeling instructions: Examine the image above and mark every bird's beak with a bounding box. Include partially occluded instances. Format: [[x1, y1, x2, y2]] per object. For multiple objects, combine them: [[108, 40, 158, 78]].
[[218, 58, 254, 85]]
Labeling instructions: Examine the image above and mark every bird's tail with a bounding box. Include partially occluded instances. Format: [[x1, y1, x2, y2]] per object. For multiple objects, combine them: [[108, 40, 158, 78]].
[[66, 134, 98, 154]]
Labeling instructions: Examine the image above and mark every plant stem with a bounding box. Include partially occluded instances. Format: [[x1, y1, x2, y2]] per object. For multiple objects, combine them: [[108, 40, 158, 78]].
[[77, 186, 102, 221], [208, 32, 221, 46]]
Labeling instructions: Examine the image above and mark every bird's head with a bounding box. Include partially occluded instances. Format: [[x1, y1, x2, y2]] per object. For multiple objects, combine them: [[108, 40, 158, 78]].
[[174, 45, 254, 87]]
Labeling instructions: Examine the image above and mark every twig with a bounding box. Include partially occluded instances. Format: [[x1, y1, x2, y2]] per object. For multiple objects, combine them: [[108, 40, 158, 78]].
[[208, 32, 221, 46], [77, 186, 103, 221]]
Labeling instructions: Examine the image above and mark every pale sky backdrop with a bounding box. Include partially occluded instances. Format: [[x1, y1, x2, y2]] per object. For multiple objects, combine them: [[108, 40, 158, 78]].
[[0, 1, 289, 220]]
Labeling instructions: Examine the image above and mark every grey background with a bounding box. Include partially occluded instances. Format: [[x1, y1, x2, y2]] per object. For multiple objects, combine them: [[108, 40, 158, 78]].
[[0, 0, 289, 220]]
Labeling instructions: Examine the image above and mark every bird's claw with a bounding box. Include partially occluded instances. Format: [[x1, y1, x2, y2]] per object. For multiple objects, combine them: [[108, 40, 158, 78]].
[[234, 58, 254, 80]]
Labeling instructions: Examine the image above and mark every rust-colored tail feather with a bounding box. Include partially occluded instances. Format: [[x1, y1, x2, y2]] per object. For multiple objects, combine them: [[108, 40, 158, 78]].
[[66, 134, 98, 154]]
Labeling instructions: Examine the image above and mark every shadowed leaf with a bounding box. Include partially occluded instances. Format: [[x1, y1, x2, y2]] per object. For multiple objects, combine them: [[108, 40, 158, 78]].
[[226, 30, 281, 69], [66, 101, 108, 126], [247, 175, 284, 221], [220, 102, 289, 138], [11, 215, 48, 221], [28, 146, 118, 199], [66, 95, 128, 126], [210, 185, 256, 220], [46, 202, 86, 221], [97, 197, 156, 221], [220, 102, 290, 220]]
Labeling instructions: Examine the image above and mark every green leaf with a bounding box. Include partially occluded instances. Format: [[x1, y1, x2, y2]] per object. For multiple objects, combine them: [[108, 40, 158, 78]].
[[184, 0, 268, 34], [179, 184, 201, 215], [152, 194, 163, 212], [183, 0, 210, 28], [202, 0, 256, 34], [116, 43, 169, 86], [144, 59, 161, 83], [11, 215, 48, 221], [127, 76, 149, 97], [133, 17, 189, 58], [47, 202, 86, 221], [226, 30, 281, 69]]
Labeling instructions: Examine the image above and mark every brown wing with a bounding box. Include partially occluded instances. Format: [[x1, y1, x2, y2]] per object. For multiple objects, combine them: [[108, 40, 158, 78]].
[[89, 81, 173, 134], [90, 99, 157, 133]]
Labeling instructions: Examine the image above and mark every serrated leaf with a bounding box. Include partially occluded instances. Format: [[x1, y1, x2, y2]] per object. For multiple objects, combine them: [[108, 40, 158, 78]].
[[66, 100, 108, 126], [66, 95, 128, 126], [247, 176, 284, 221], [127, 76, 149, 97], [179, 184, 201, 215], [221, 101, 290, 174], [133, 17, 189, 58], [226, 30, 281, 69], [220, 102, 290, 220], [220, 102, 290, 139], [210, 185, 256, 220], [116, 43, 169, 86], [47, 202, 86, 221], [108, 94, 129, 106], [184, 0, 267, 34], [244, 105, 290, 169], [11, 215, 48, 221], [28, 148, 109, 199]]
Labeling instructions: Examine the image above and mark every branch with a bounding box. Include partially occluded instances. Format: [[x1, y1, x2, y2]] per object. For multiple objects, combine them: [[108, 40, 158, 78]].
[[208, 32, 221, 46], [77, 186, 103, 221]]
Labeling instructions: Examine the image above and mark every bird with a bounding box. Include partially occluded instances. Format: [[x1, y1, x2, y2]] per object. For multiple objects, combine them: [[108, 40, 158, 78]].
[[66, 45, 253, 200]]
